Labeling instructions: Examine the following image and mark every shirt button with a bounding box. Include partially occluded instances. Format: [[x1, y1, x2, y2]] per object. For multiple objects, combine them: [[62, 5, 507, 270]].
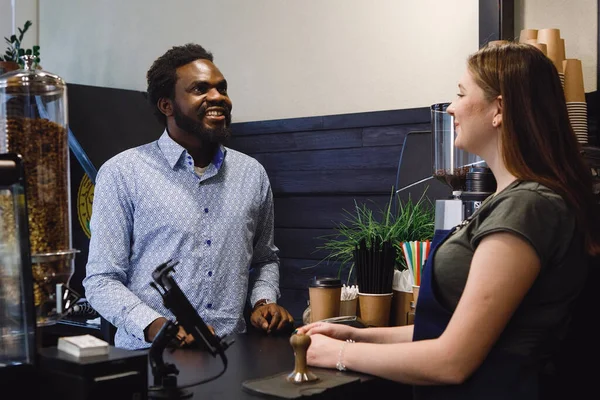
[[188, 161, 193, 165], [187, 155, 192, 159], [208, 271, 213, 277], [206, 239, 211, 246], [206, 303, 212, 309], [204, 208, 209, 213]]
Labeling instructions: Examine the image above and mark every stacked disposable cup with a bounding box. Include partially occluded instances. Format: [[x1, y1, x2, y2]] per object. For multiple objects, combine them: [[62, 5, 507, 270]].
[[520, 28, 586, 143], [537, 28, 565, 87], [519, 29, 538, 43], [563, 59, 588, 144], [525, 39, 548, 56], [520, 28, 562, 87], [488, 40, 509, 46]]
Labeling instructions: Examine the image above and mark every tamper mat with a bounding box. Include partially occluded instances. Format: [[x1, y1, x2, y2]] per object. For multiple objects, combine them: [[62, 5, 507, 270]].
[[242, 369, 360, 399]]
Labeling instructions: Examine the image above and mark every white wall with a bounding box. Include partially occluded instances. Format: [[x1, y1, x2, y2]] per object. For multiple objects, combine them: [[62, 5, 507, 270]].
[[0, 0, 39, 57], [15, 0, 38, 50], [32, 1, 600, 123], [0, 0, 12, 44], [39, 0, 479, 123], [515, 0, 597, 92]]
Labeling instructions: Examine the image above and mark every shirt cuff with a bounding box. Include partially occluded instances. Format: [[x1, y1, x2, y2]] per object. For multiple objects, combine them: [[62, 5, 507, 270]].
[[250, 288, 278, 309], [123, 302, 164, 342]]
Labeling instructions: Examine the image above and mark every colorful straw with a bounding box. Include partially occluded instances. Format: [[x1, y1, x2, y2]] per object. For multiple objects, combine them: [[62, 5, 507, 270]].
[[400, 240, 432, 286]]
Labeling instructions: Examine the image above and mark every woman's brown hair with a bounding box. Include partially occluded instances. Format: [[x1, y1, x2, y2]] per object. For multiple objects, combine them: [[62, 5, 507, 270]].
[[468, 42, 600, 255]]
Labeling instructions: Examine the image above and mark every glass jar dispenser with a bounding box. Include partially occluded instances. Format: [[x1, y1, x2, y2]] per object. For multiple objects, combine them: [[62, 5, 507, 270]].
[[0, 55, 78, 326]]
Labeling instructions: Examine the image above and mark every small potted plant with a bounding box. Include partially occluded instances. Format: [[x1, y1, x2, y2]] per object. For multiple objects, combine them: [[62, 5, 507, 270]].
[[318, 188, 435, 282], [315, 188, 435, 326], [1, 20, 40, 75]]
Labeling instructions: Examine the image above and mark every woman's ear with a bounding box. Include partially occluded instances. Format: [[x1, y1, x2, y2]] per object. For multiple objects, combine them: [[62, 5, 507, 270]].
[[158, 98, 173, 117], [492, 95, 503, 128]]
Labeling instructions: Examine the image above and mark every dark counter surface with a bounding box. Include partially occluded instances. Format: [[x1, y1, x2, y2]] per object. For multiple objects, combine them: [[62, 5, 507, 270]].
[[35, 328, 412, 399]]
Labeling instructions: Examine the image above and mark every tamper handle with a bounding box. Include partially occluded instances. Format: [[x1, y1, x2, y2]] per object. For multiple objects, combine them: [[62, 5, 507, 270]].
[[287, 334, 318, 383], [291, 334, 311, 373]]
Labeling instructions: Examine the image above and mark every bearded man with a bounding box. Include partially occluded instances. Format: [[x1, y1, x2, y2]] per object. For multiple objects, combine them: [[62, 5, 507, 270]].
[[83, 44, 293, 350]]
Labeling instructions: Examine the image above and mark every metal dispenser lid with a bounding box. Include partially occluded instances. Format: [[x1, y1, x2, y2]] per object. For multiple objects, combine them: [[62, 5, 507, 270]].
[[0, 55, 65, 96]]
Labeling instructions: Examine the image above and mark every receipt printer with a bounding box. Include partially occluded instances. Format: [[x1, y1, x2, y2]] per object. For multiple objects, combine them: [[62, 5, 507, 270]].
[[38, 346, 148, 400]]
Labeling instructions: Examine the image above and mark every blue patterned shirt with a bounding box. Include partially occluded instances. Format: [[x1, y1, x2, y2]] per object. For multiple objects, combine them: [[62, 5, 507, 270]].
[[83, 131, 280, 349]]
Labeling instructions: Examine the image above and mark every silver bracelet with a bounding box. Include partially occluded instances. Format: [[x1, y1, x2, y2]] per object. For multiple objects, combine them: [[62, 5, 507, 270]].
[[336, 339, 355, 371]]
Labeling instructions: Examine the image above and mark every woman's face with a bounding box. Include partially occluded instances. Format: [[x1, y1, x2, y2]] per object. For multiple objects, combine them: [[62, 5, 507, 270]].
[[446, 69, 500, 157]]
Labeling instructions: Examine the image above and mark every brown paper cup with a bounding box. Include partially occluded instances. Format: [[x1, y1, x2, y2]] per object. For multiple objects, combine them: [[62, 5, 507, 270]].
[[339, 298, 357, 316], [309, 286, 342, 322], [559, 38, 566, 60], [537, 28, 560, 44], [357, 292, 393, 327], [525, 39, 548, 56], [488, 40, 508, 47], [537, 29, 563, 72], [391, 290, 413, 326], [563, 59, 586, 102], [519, 29, 538, 43], [412, 285, 421, 305]]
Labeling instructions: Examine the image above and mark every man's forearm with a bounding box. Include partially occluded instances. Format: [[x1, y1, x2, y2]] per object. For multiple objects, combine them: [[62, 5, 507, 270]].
[[84, 274, 163, 341], [248, 261, 280, 307]]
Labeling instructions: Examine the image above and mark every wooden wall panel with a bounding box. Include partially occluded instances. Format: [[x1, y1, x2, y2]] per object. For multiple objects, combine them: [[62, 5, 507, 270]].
[[227, 109, 450, 322], [268, 168, 398, 195], [232, 128, 363, 154], [274, 195, 391, 229], [254, 146, 401, 171]]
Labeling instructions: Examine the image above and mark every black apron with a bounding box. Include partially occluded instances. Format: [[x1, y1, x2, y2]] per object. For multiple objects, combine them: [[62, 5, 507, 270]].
[[412, 229, 540, 400]]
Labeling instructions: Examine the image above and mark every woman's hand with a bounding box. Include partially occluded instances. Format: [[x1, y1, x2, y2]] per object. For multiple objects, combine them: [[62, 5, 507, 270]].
[[296, 322, 358, 341], [305, 333, 344, 369]]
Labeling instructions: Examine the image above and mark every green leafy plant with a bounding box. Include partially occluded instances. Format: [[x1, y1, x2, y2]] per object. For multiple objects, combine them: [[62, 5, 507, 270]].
[[315, 187, 435, 282], [3, 20, 40, 67]]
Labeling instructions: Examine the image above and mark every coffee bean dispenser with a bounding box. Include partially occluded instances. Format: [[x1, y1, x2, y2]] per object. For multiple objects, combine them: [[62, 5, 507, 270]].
[[0, 55, 78, 326]]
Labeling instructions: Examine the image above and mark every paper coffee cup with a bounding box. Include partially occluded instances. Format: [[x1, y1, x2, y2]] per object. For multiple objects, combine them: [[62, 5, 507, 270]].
[[488, 40, 508, 47], [525, 39, 547, 56], [391, 290, 413, 326], [308, 277, 342, 323], [537, 29, 563, 72], [563, 59, 586, 102], [357, 292, 393, 327], [339, 298, 357, 317], [412, 285, 421, 305], [519, 29, 538, 43]]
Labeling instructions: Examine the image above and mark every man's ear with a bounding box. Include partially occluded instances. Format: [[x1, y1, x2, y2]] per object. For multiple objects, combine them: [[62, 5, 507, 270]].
[[158, 98, 173, 117]]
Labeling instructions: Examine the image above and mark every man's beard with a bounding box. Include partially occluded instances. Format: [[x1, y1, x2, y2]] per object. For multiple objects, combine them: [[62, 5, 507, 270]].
[[173, 102, 232, 145]]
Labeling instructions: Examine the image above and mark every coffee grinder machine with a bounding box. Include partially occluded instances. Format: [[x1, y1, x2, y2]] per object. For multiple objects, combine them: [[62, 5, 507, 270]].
[[431, 103, 497, 230]]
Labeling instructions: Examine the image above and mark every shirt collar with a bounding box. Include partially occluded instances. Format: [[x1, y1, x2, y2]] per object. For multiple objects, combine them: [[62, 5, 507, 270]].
[[157, 129, 227, 171]]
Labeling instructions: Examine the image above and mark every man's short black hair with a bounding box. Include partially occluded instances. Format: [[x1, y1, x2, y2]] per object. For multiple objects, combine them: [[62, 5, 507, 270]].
[[146, 43, 214, 126]]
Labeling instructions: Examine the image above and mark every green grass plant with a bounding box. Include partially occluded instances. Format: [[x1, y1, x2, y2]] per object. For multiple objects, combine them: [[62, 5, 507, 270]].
[[315, 187, 435, 282]]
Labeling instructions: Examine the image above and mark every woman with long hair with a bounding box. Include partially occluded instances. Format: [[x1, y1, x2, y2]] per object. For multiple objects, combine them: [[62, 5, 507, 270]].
[[297, 43, 599, 399]]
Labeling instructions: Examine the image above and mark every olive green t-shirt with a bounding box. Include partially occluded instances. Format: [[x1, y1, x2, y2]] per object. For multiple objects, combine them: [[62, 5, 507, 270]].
[[433, 180, 587, 357]]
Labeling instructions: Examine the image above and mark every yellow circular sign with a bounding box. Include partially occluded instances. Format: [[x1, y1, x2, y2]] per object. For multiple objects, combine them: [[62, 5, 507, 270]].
[[77, 174, 94, 239]]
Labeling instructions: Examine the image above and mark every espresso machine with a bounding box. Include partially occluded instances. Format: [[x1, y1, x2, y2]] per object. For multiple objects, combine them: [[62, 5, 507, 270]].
[[431, 103, 496, 230]]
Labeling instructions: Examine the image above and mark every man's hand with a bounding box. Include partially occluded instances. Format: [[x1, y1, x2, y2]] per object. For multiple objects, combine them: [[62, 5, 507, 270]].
[[250, 303, 294, 334], [145, 317, 215, 348], [145, 317, 169, 342]]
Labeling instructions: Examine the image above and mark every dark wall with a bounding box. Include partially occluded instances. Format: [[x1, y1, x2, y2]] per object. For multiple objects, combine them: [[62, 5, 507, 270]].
[[229, 113, 450, 320], [67, 83, 163, 296], [67, 83, 450, 322]]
